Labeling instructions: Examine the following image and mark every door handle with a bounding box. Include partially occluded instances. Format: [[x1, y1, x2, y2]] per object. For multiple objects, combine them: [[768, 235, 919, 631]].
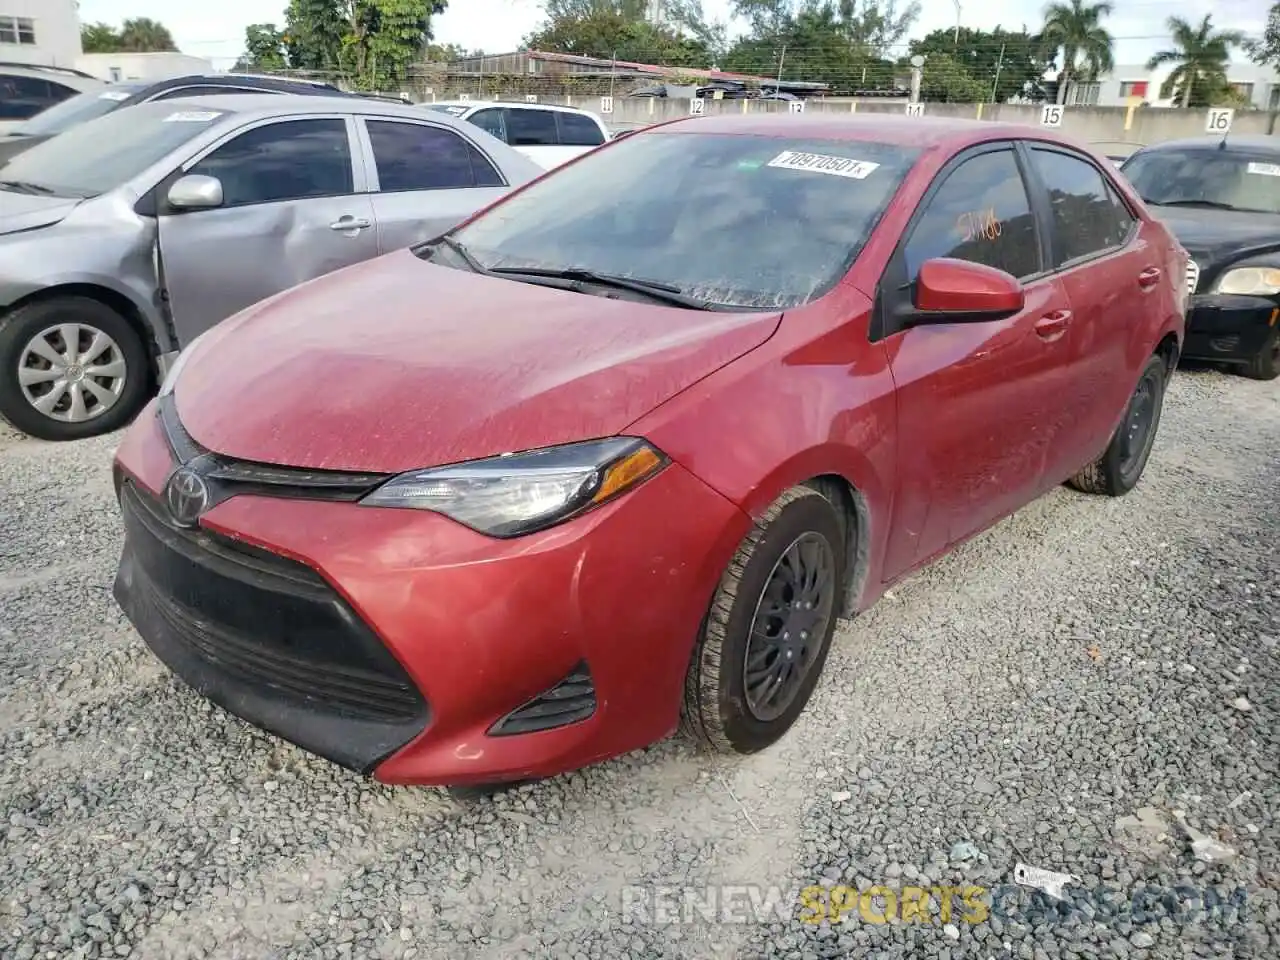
[[1034, 310, 1072, 341], [329, 216, 372, 231], [1138, 266, 1162, 289]]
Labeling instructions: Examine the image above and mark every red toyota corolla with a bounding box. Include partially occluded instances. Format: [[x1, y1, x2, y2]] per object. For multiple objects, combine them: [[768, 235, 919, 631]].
[[112, 114, 1186, 786]]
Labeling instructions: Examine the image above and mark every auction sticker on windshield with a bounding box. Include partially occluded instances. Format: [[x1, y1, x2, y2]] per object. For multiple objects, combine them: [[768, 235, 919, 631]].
[[99, 91, 132, 102], [163, 111, 223, 123], [767, 151, 880, 179], [1246, 161, 1280, 178]]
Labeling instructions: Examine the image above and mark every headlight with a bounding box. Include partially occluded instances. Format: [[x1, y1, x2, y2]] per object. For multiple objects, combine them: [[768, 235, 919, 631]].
[[359, 437, 668, 537], [1213, 267, 1280, 296], [157, 329, 211, 397]]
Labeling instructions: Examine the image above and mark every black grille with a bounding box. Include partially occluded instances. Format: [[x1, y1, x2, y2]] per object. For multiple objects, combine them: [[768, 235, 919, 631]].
[[117, 480, 428, 733], [490, 662, 596, 736]]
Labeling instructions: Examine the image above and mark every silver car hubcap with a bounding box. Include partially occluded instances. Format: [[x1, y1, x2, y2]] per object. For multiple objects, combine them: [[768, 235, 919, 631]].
[[17, 323, 127, 423]]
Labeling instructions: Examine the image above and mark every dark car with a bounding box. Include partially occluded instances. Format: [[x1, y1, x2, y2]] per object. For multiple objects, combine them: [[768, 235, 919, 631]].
[[1121, 135, 1280, 380], [0, 73, 352, 164]]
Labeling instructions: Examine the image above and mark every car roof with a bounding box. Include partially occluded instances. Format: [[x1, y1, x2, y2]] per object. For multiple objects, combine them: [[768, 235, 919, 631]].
[[130, 73, 346, 98], [650, 113, 1084, 152], [0, 62, 104, 92], [151, 93, 490, 123], [429, 99, 600, 116], [1131, 134, 1280, 155]]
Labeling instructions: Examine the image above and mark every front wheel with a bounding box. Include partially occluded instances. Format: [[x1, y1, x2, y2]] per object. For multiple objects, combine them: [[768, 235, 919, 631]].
[[1068, 353, 1168, 497], [1243, 328, 1279, 381], [681, 485, 847, 755], [0, 297, 151, 441]]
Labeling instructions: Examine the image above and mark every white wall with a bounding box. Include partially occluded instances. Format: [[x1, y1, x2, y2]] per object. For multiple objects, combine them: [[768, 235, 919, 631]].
[[1085, 62, 1280, 110], [75, 52, 214, 82], [0, 0, 81, 67]]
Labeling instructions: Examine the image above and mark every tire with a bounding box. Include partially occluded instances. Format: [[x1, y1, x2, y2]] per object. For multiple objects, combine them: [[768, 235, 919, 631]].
[[681, 484, 847, 755], [1068, 353, 1167, 497], [1243, 328, 1280, 381], [0, 297, 151, 441]]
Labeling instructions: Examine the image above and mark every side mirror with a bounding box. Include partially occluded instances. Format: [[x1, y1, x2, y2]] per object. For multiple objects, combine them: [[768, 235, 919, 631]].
[[167, 174, 224, 211], [910, 257, 1025, 323]]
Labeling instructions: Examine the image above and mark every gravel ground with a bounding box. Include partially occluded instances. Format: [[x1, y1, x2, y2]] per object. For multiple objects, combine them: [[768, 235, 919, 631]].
[[1, 368, 1277, 960]]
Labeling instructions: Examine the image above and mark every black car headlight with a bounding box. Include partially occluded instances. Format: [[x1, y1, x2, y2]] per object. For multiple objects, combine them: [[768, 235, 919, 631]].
[[359, 437, 668, 537]]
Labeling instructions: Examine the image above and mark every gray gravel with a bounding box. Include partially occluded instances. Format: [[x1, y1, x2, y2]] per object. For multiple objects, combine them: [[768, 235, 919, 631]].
[[1, 367, 1277, 960]]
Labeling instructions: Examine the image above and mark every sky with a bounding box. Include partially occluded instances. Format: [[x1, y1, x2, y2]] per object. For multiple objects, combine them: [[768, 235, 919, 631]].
[[76, 0, 1271, 72]]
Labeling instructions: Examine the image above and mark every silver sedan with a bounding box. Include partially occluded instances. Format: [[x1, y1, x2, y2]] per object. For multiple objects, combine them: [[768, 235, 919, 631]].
[[0, 95, 543, 440]]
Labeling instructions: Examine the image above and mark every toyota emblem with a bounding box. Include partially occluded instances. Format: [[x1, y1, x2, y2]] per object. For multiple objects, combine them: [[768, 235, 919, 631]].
[[163, 466, 210, 528]]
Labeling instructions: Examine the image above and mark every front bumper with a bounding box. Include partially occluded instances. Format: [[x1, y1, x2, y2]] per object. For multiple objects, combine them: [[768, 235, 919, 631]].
[[1182, 293, 1278, 363], [112, 404, 749, 786]]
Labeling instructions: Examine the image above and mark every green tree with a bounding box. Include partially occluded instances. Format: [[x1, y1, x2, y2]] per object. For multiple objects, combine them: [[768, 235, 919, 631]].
[[285, 0, 349, 70], [236, 24, 288, 71], [424, 41, 467, 61], [523, 1, 714, 67], [1245, 3, 1280, 69], [118, 17, 178, 52], [1147, 15, 1244, 108], [911, 51, 989, 102], [81, 22, 123, 53], [1040, 0, 1114, 104], [285, 0, 447, 85], [911, 26, 1051, 102]]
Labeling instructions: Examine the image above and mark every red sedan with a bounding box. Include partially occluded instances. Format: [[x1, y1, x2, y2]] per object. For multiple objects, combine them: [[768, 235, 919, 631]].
[[112, 114, 1186, 786]]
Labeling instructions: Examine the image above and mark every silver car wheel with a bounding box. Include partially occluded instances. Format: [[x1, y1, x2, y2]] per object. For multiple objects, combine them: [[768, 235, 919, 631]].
[[17, 323, 127, 423]]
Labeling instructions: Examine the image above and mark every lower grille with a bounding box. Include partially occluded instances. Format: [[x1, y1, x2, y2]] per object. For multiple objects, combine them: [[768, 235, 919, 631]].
[[490, 662, 597, 735], [118, 480, 427, 726]]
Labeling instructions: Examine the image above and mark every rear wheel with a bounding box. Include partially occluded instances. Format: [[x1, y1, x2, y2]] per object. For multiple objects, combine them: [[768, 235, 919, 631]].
[[1243, 328, 1279, 381], [0, 297, 150, 441], [681, 485, 847, 755], [1068, 353, 1167, 497]]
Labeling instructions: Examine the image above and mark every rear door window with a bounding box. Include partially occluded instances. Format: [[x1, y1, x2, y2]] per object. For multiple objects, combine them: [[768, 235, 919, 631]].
[[1029, 147, 1135, 266], [557, 112, 605, 146], [467, 108, 506, 141], [903, 148, 1041, 281], [366, 119, 504, 190], [503, 108, 558, 146], [0, 75, 57, 120]]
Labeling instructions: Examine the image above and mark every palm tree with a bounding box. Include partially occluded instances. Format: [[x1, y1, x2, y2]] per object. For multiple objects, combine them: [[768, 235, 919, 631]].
[[1146, 15, 1244, 108], [118, 17, 178, 53], [1041, 0, 1115, 104]]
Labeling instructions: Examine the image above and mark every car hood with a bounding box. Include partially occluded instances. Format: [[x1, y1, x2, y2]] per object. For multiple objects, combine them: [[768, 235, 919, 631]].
[[175, 250, 782, 474], [0, 133, 45, 165], [0, 188, 81, 236], [1148, 206, 1280, 262]]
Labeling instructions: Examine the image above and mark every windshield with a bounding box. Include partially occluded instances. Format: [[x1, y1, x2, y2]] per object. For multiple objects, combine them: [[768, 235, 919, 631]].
[[0, 101, 230, 198], [1121, 149, 1280, 215], [444, 132, 920, 309], [12, 83, 146, 137]]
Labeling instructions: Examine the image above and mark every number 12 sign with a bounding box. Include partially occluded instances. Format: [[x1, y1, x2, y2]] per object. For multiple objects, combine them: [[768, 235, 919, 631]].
[[1040, 104, 1064, 128]]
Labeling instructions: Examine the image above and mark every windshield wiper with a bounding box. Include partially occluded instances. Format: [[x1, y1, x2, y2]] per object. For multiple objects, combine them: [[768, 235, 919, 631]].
[[0, 179, 53, 196], [488, 265, 713, 310], [1151, 198, 1240, 211]]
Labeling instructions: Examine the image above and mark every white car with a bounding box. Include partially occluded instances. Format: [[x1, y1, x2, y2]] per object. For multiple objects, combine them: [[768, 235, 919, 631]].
[[424, 100, 610, 169]]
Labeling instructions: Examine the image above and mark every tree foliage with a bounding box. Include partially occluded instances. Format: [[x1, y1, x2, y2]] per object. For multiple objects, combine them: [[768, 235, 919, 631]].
[[235, 24, 288, 71], [1040, 0, 1114, 102], [80, 18, 178, 53], [277, 0, 447, 85], [1245, 3, 1280, 69], [911, 27, 1052, 102], [523, 0, 717, 67], [1147, 15, 1244, 108]]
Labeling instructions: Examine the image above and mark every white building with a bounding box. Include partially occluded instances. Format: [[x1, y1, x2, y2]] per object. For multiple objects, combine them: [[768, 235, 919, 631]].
[[1068, 61, 1280, 110], [76, 51, 214, 82], [0, 0, 82, 67]]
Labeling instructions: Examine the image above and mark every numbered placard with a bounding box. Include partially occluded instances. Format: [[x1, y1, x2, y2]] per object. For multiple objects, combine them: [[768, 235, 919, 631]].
[[905, 101, 924, 117], [600, 95, 613, 114], [1206, 107, 1233, 133], [458, 92, 471, 102], [524, 94, 538, 103], [1040, 103, 1064, 128], [690, 97, 705, 115], [788, 99, 805, 114], [712, 89, 724, 100]]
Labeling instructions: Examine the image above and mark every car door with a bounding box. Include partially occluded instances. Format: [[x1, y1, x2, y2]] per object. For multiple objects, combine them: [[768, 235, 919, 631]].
[[1023, 144, 1147, 481], [156, 115, 377, 345], [878, 144, 1076, 579], [357, 116, 511, 253]]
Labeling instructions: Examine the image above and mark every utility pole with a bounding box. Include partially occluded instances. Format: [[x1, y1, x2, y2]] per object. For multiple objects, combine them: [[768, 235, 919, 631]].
[[990, 42, 1005, 103], [952, 0, 962, 44], [776, 44, 786, 94], [609, 49, 617, 101], [909, 54, 924, 103]]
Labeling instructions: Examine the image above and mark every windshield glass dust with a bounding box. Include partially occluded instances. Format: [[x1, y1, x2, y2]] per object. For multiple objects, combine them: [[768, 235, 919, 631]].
[[448, 132, 920, 309]]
